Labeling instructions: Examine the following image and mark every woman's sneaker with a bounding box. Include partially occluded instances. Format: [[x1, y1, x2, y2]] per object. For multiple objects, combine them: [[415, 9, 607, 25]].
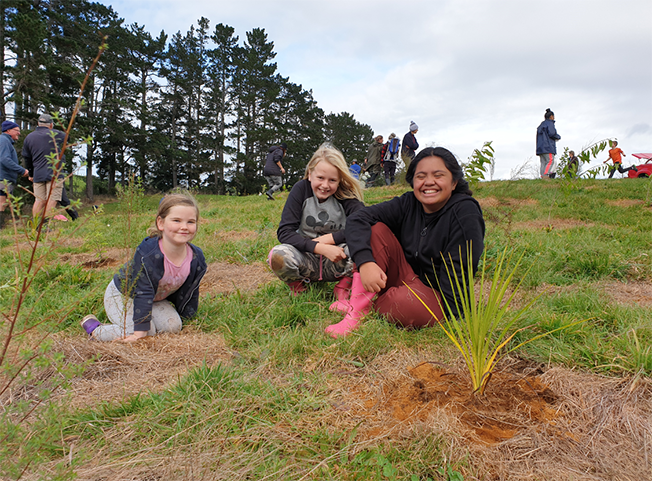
[[81, 315, 100, 337]]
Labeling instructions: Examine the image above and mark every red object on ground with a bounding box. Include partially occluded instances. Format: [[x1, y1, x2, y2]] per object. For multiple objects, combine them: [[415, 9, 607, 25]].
[[628, 153, 652, 178]]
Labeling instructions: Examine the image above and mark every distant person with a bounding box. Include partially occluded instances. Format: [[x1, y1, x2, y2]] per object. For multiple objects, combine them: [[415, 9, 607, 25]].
[[22, 113, 67, 221], [263, 142, 287, 200], [268, 143, 364, 300], [59, 187, 79, 221], [0, 120, 29, 229], [567, 150, 579, 177], [349, 159, 361, 180], [381, 133, 401, 185], [402, 121, 419, 161], [364, 135, 384, 188], [604, 141, 637, 178], [80, 193, 207, 342], [536, 108, 561, 179]]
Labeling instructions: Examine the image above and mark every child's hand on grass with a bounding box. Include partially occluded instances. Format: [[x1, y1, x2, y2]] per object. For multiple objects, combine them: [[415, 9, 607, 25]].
[[120, 331, 148, 343]]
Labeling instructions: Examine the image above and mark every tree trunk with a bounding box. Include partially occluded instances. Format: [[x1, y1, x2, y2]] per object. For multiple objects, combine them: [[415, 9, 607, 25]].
[[86, 141, 94, 201]]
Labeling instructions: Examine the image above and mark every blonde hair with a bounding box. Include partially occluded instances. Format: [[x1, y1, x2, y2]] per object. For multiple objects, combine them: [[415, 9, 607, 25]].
[[147, 192, 200, 238], [303, 143, 363, 202]]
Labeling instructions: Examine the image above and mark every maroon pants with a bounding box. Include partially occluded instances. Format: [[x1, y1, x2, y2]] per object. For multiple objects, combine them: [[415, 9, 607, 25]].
[[369, 223, 445, 328]]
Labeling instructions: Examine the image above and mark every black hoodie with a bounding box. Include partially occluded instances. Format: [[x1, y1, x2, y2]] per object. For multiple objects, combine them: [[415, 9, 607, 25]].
[[345, 192, 485, 314]]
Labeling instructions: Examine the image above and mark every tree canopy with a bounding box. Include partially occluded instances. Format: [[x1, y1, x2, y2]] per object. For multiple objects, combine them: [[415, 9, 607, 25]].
[[1, 0, 373, 197]]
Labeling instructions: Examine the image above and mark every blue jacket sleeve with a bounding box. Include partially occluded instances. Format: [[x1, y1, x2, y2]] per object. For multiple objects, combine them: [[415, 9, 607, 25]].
[[547, 123, 561, 141], [0, 147, 25, 179]]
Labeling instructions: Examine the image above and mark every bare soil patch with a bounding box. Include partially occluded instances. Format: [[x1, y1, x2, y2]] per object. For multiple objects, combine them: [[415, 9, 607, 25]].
[[330, 351, 652, 480], [200, 261, 276, 296], [514, 218, 595, 231], [52, 328, 231, 409], [605, 199, 646, 207], [59, 247, 132, 269], [209, 229, 259, 242], [478, 196, 539, 208], [603, 280, 652, 306]]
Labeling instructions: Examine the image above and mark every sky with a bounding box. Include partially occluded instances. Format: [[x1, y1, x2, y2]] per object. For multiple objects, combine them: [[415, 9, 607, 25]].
[[98, 0, 652, 179]]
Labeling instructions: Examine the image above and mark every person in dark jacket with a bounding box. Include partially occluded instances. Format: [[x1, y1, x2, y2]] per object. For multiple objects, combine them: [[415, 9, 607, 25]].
[[380, 133, 401, 185], [364, 135, 384, 187], [0, 120, 28, 228], [22, 113, 67, 219], [536, 108, 561, 179], [402, 121, 419, 161], [264, 143, 287, 200], [80, 193, 207, 342], [566, 150, 579, 178], [268, 143, 365, 298], [325, 147, 485, 338]]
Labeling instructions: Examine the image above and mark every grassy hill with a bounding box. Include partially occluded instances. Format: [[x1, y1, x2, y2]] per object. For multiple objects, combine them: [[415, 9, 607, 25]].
[[1, 177, 651, 480]]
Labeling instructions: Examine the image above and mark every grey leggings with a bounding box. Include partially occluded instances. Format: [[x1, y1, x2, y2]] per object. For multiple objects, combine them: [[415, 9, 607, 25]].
[[92, 280, 183, 341]]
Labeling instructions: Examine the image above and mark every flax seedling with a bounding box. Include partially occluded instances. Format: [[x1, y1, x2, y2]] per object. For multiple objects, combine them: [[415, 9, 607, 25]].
[[409, 244, 586, 395]]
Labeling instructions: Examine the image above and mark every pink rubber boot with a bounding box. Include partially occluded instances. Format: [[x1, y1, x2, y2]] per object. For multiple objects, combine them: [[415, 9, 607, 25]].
[[329, 276, 353, 313], [325, 272, 374, 338]]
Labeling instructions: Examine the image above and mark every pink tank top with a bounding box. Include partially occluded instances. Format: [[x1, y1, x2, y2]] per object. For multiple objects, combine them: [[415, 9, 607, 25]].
[[153, 240, 193, 301]]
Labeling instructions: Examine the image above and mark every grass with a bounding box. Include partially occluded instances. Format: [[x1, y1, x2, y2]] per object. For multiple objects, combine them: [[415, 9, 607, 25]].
[[1, 177, 651, 480]]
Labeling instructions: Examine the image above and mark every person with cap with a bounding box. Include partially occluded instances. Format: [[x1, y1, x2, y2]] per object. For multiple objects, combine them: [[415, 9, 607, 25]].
[[402, 121, 419, 161], [263, 142, 287, 200], [536, 108, 561, 179], [22, 113, 67, 220], [0, 120, 29, 228], [363, 135, 384, 188]]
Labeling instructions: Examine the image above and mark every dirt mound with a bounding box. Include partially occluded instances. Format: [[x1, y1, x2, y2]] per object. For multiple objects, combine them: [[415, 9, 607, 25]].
[[53, 328, 231, 409], [333, 352, 652, 480], [386, 362, 557, 445], [200, 261, 276, 296]]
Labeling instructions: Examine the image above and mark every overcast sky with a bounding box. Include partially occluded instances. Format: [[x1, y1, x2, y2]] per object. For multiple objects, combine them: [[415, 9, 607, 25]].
[[98, 0, 652, 179]]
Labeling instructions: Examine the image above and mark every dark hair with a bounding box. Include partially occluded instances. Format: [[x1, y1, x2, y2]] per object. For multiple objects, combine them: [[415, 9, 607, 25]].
[[405, 147, 473, 196], [544, 108, 554, 120]]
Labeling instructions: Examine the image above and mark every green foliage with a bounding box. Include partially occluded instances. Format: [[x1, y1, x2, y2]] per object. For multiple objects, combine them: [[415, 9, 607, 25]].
[[409, 246, 586, 395], [557, 139, 610, 180], [462, 141, 494, 188]]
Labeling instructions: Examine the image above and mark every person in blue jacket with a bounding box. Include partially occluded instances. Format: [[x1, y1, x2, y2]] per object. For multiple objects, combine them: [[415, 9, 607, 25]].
[[0, 120, 29, 229], [536, 108, 561, 179], [80, 193, 207, 342]]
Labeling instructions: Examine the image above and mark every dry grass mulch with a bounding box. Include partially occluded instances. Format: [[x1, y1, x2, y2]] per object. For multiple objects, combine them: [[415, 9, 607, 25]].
[[52, 328, 232, 409], [328, 349, 652, 481], [200, 261, 276, 296]]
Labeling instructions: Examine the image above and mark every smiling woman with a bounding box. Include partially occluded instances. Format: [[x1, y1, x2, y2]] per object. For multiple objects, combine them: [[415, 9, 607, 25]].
[[325, 147, 486, 337]]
